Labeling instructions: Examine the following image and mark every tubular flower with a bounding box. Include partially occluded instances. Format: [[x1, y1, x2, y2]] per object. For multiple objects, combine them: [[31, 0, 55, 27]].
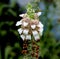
[[16, 12, 44, 41]]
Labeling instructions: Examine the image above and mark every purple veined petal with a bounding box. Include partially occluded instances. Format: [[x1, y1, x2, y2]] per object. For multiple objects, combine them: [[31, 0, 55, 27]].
[[18, 28, 23, 34], [37, 12, 42, 16], [19, 14, 24, 17], [26, 35, 31, 40], [23, 29, 29, 35], [31, 25, 36, 29], [16, 20, 22, 26], [20, 35, 25, 40]]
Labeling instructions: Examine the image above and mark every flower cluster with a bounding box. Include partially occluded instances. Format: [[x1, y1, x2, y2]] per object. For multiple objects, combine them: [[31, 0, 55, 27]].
[[16, 12, 44, 41]]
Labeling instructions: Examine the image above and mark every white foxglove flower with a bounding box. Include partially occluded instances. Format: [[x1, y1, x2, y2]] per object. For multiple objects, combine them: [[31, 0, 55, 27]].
[[31, 25, 36, 29], [18, 28, 23, 34], [16, 20, 22, 26], [23, 22, 28, 27], [19, 14, 24, 17], [26, 35, 31, 40], [20, 35, 25, 40], [23, 29, 29, 35], [32, 30, 38, 36], [34, 35, 40, 41], [37, 22, 43, 28], [37, 12, 42, 16]]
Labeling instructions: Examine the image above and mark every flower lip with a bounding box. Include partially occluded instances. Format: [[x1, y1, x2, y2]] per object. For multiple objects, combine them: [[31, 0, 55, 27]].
[[37, 12, 42, 16], [16, 20, 22, 26], [23, 29, 29, 35], [22, 21, 28, 27], [19, 14, 24, 17], [34, 35, 40, 41], [20, 35, 25, 40], [38, 28, 43, 33], [32, 30, 38, 36], [38, 28, 43, 36], [26, 35, 31, 40], [31, 25, 36, 29], [37, 22, 44, 28], [18, 28, 23, 34]]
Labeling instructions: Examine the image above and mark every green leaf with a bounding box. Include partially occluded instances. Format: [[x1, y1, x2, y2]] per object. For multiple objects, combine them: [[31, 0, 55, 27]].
[[7, 9, 17, 17], [0, 30, 7, 36], [5, 46, 12, 59], [0, 3, 8, 15]]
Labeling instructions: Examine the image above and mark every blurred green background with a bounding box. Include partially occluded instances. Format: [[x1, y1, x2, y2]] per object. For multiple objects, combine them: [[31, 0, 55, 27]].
[[0, 0, 60, 59]]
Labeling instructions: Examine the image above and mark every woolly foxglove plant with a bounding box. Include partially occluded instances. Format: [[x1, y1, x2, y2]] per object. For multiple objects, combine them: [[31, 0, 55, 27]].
[[16, 3, 44, 59]]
